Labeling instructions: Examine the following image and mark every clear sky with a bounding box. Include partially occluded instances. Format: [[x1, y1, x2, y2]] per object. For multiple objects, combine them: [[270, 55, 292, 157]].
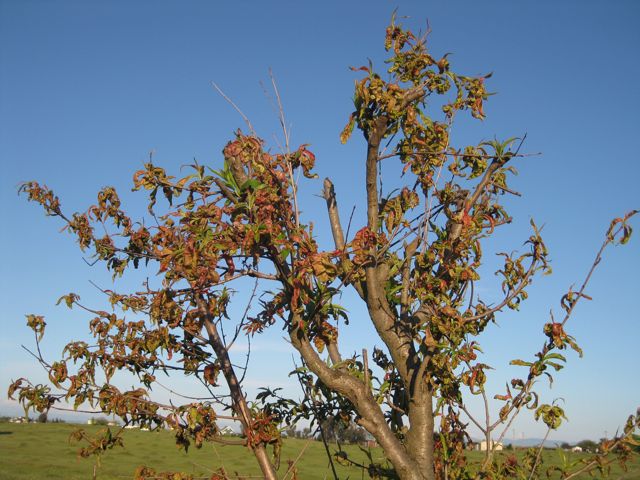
[[0, 0, 638, 443]]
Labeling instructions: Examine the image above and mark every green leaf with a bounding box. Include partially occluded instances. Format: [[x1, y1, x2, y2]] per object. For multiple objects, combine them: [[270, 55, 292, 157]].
[[510, 359, 532, 367], [544, 353, 567, 362], [240, 179, 263, 192]]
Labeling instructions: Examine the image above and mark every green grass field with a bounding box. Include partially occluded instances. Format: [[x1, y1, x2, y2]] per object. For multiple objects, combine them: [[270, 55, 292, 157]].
[[0, 422, 638, 479]]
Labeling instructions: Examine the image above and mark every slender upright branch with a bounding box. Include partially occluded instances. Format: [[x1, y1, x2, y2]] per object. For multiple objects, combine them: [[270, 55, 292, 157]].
[[196, 296, 278, 480]]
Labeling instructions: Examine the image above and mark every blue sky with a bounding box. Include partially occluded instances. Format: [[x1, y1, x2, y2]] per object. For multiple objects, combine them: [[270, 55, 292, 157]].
[[0, 0, 638, 443]]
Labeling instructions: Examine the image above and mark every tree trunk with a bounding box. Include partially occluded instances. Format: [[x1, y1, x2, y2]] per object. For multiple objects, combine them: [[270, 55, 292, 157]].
[[405, 380, 436, 480]]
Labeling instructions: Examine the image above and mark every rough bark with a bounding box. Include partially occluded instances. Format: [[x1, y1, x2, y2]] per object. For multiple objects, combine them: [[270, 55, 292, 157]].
[[405, 378, 436, 480], [323, 177, 366, 299], [288, 320, 427, 480]]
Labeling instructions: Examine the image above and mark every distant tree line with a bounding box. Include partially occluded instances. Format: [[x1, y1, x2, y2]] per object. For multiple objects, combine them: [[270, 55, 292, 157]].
[[0, 414, 66, 423], [282, 416, 368, 445], [283, 425, 313, 439], [558, 438, 638, 454], [319, 416, 367, 445]]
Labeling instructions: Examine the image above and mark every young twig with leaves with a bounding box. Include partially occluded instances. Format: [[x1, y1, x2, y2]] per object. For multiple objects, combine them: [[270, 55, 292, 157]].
[[9, 15, 638, 480]]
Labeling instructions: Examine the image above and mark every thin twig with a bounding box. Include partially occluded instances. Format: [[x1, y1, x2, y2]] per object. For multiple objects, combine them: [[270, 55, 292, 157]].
[[211, 82, 256, 135], [268, 69, 300, 229], [528, 427, 551, 480], [282, 436, 314, 480]]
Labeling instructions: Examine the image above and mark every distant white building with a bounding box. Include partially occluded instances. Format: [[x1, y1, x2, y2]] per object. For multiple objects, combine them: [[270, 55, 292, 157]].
[[478, 440, 503, 451], [571, 446, 583, 452], [9, 417, 28, 424], [220, 426, 235, 435]]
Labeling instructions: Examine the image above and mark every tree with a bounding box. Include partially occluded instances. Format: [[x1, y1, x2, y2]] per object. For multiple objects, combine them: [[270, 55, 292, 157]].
[[342, 425, 367, 445], [577, 439, 598, 453], [89, 416, 110, 426], [8, 16, 639, 480], [320, 415, 346, 444], [319, 415, 366, 445]]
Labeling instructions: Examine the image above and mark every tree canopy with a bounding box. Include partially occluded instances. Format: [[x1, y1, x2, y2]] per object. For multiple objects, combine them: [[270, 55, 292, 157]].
[[9, 15, 639, 480]]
